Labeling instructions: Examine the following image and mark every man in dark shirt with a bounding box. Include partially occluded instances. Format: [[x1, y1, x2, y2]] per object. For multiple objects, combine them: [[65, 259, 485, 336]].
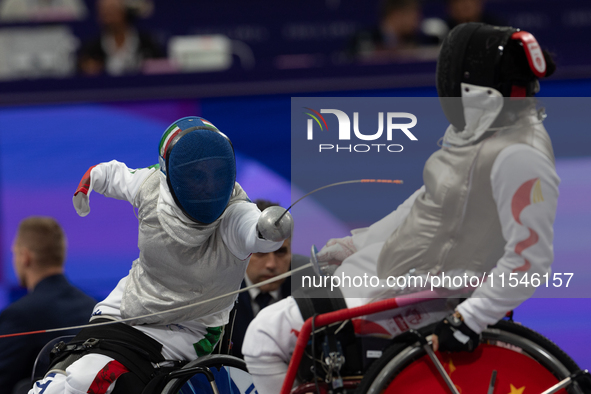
[[346, 0, 440, 61], [0, 217, 96, 394]]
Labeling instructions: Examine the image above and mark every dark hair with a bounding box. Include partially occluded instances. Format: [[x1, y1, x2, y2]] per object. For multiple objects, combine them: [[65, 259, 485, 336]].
[[380, 0, 419, 20]]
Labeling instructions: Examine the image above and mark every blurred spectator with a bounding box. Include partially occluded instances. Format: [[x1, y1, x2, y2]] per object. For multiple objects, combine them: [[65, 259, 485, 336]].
[[346, 0, 440, 62], [78, 0, 164, 76], [0, 0, 87, 22], [0, 26, 78, 81], [218, 199, 308, 360], [445, 0, 503, 30], [0, 217, 96, 394]]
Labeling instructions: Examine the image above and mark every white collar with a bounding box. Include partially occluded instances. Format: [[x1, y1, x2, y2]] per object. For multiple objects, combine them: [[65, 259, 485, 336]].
[[442, 83, 504, 147], [245, 275, 281, 302]]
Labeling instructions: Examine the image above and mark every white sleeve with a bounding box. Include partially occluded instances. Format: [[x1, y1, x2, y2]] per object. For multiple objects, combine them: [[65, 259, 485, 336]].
[[351, 186, 425, 249], [219, 202, 284, 260], [91, 160, 156, 207], [457, 144, 560, 333]]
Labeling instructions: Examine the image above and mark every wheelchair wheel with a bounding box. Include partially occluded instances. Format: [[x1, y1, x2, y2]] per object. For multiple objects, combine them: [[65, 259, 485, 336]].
[[357, 320, 585, 394], [159, 355, 255, 394]]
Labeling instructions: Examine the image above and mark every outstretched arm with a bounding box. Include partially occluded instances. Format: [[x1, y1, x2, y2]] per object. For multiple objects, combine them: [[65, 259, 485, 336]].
[[73, 160, 158, 216]]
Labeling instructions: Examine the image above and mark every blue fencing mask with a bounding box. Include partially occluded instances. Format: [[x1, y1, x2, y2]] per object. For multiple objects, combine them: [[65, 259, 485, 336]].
[[158, 116, 236, 224]]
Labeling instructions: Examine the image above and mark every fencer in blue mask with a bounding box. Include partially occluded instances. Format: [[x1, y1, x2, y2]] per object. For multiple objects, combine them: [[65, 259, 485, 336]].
[[29, 116, 292, 394]]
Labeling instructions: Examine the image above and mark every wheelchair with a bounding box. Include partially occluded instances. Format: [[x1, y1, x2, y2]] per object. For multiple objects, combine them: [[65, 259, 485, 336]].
[[154, 355, 254, 394], [27, 300, 589, 394], [29, 337, 254, 394], [26, 246, 590, 394], [283, 295, 591, 394], [356, 319, 588, 394], [280, 247, 591, 394]]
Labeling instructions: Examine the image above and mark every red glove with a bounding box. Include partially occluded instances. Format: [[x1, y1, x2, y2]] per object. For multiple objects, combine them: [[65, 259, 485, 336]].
[[73, 165, 97, 217]]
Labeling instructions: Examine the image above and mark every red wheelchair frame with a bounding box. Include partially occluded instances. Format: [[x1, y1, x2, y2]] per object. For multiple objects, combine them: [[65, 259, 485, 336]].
[[280, 290, 589, 394]]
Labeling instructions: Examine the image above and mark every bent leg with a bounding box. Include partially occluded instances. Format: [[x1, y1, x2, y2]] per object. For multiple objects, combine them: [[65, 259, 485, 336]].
[[29, 372, 66, 394], [29, 354, 126, 394], [243, 297, 303, 394]]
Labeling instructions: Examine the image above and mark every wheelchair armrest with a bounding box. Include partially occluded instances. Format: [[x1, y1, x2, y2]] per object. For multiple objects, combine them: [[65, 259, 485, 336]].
[[181, 354, 248, 372], [143, 354, 250, 394]]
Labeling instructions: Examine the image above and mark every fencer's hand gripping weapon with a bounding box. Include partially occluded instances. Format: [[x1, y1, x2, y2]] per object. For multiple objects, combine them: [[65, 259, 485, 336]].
[[257, 206, 293, 242], [0, 178, 402, 339]]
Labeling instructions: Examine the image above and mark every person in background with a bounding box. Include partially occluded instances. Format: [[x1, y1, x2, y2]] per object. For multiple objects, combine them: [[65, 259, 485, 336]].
[[445, 0, 503, 30], [0, 217, 96, 394], [218, 199, 307, 360], [78, 0, 164, 76], [416, 0, 505, 48], [346, 0, 440, 61]]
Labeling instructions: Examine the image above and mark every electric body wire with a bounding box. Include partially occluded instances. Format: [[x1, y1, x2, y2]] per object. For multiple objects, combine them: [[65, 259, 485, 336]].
[[0, 264, 312, 339]]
